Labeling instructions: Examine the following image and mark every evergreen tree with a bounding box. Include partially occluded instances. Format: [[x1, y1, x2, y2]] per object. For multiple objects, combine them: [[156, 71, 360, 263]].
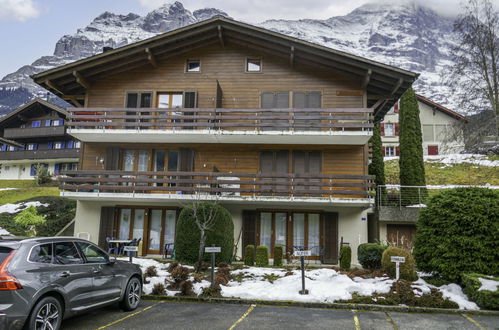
[[399, 87, 427, 205], [369, 123, 385, 205]]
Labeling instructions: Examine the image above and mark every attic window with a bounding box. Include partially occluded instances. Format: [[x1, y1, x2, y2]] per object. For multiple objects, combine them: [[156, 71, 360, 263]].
[[186, 60, 200, 72], [246, 58, 261, 72]]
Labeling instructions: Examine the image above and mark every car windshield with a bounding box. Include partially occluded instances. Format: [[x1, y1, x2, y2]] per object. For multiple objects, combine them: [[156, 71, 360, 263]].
[[0, 247, 13, 264]]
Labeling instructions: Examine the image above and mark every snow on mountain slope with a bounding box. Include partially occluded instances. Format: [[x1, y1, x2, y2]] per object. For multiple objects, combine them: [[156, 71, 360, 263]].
[[0, 1, 459, 115]]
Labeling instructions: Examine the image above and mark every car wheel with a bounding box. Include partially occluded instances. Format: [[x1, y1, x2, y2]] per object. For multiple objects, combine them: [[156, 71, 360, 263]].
[[120, 277, 141, 311], [26, 296, 62, 330]]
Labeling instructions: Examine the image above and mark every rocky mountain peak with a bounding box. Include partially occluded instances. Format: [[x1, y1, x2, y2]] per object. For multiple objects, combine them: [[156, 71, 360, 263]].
[[141, 1, 195, 33], [193, 8, 230, 21]]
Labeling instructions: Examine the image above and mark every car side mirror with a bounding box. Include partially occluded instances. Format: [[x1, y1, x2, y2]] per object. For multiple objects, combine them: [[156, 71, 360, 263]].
[[107, 256, 116, 265]]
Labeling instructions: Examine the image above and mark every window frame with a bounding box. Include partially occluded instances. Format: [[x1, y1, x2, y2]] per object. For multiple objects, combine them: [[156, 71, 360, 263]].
[[246, 57, 262, 73], [52, 241, 84, 265], [185, 59, 201, 73], [27, 243, 54, 264], [75, 241, 110, 264]]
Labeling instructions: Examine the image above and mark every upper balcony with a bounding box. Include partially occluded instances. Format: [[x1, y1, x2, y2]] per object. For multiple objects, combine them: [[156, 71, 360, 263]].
[[0, 148, 80, 161], [59, 170, 374, 207], [3, 126, 66, 139], [66, 107, 373, 145]]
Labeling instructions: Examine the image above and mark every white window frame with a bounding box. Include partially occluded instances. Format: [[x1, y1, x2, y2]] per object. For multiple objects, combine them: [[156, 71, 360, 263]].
[[384, 123, 394, 136], [385, 146, 395, 157]]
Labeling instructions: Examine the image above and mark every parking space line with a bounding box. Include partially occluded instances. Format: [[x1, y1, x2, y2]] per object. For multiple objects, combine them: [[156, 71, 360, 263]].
[[461, 313, 486, 330], [384, 312, 399, 330], [228, 304, 257, 330], [352, 310, 361, 330], [96, 302, 162, 330]]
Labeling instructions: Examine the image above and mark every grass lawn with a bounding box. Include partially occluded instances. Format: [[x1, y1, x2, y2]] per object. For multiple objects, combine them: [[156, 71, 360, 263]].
[[385, 159, 499, 185], [0, 180, 59, 204]]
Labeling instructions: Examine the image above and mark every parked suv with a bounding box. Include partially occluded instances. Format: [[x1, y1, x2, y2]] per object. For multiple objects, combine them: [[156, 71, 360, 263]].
[[0, 237, 142, 330]]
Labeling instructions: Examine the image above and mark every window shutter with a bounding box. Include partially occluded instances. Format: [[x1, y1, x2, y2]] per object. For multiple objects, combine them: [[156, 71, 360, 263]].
[[276, 92, 289, 108], [380, 123, 385, 136], [126, 93, 139, 108], [394, 102, 399, 113], [395, 146, 400, 156], [105, 147, 122, 170], [140, 93, 152, 108], [382, 146, 386, 156], [242, 211, 257, 253], [293, 92, 307, 108], [99, 207, 116, 248], [261, 92, 275, 108], [215, 80, 223, 108], [47, 142, 53, 150], [179, 148, 195, 172], [394, 123, 399, 136], [183, 91, 197, 108], [308, 92, 321, 108]]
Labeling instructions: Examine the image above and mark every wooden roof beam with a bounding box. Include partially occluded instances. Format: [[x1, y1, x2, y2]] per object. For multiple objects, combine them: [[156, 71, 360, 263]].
[[218, 25, 224, 47], [45, 80, 64, 95], [67, 97, 84, 108], [73, 71, 90, 89], [391, 78, 404, 95], [61, 94, 85, 99], [145, 48, 157, 68], [290, 46, 295, 68], [361, 69, 372, 89]]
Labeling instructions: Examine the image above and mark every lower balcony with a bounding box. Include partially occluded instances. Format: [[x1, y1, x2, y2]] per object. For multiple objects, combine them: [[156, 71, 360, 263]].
[[0, 148, 80, 161], [60, 171, 374, 206]]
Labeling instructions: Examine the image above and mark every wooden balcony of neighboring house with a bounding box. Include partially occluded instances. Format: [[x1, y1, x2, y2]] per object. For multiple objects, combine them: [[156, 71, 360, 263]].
[[66, 107, 374, 145], [59, 170, 375, 206], [0, 148, 80, 161], [3, 126, 66, 139]]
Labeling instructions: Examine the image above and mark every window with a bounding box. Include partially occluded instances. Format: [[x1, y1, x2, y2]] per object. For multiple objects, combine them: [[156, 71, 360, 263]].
[[423, 125, 434, 142], [27, 143, 37, 151], [31, 121, 41, 128], [186, 60, 200, 72], [157, 93, 183, 109], [0, 145, 6, 152], [4, 166, 10, 171], [8, 146, 16, 151], [384, 123, 394, 136], [53, 242, 83, 265], [52, 119, 63, 126], [74, 141, 81, 149], [246, 58, 261, 72], [385, 146, 395, 157], [76, 242, 108, 263], [126, 92, 152, 108], [53, 142, 64, 149], [45, 119, 51, 126], [29, 244, 53, 263], [66, 141, 74, 149]]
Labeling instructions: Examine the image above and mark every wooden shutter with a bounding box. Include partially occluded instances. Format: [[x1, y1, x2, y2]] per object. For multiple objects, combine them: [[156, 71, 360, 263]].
[[275, 151, 289, 191], [394, 102, 399, 113], [183, 91, 197, 108], [104, 147, 122, 170], [382, 146, 386, 156], [394, 123, 399, 136], [261, 92, 289, 131], [309, 151, 321, 191], [395, 146, 400, 156], [380, 123, 385, 136], [126, 93, 138, 108], [179, 148, 194, 172], [242, 210, 257, 255], [215, 80, 223, 108], [98, 207, 116, 248], [140, 93, 152, 108], [260, 151, 273, 191], [322, 212, 338, 264]]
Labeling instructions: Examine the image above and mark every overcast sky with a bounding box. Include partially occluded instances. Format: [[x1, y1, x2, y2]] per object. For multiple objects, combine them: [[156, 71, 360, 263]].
[[0, 0, 471, 78]]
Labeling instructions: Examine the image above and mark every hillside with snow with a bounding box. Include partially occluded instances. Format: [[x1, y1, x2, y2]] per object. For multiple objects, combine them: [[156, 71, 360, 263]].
[[0, 1, 460, 114]]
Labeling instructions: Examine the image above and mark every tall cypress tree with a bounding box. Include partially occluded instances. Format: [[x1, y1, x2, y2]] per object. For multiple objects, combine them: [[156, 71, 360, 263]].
[[399, 87, 427, 205], [369, 123, 385, 205]]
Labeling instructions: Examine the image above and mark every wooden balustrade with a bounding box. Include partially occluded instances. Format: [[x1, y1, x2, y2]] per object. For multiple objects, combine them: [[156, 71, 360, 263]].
[[59, 170, 374, 199], [67, 107, 373, 132]]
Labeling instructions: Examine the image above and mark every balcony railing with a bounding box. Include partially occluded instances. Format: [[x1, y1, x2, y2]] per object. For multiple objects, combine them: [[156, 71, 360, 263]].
[[3, 126, 65, 139], [60, 170, 373, 199], [66, 108, 373, 132], [0, 148, 80, 160]]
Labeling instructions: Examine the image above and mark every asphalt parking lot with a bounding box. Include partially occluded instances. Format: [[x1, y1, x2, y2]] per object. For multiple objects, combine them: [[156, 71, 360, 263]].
[[62, 300, 499, 330]]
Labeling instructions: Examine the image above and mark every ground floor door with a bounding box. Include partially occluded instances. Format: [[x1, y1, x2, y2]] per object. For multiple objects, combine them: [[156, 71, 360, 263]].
[[427, 145, 439, 155], [387, 224, 416, 250]]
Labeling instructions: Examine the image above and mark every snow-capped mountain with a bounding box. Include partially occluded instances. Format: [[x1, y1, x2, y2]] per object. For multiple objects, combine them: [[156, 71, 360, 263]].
[[0, 1, 458, 115]]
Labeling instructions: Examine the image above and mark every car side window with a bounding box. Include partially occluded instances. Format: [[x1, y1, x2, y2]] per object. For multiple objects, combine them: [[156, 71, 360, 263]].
[[29, 243, 53, 263], [54, 242, 83, 265], [76, 242, 108, 264]]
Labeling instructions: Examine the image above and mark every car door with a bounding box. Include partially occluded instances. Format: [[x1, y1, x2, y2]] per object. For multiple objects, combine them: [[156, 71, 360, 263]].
[[75, 241, 122, 304], [51, 241, 95, 310]]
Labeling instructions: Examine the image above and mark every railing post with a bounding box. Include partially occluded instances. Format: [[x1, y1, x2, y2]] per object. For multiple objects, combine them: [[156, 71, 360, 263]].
[[418, 187, 421, 206], [399, 187, 402, 210]]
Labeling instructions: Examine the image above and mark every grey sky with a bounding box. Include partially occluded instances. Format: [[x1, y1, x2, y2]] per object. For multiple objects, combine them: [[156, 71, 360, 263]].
[[0, 0, 473, 78]]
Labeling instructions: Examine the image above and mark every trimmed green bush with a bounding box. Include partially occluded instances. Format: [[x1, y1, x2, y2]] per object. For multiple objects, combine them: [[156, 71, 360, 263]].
[[255, 246, 269, 267], [414, 188, 499, 282], [358, 243, 387, 270], [339, 245, 351, 270], [273, 245, 283, 267], [175, 202, 234, 264], [461, 273, 499, 310], [244, 245, 255, 266], [381, 247, 417, 281]]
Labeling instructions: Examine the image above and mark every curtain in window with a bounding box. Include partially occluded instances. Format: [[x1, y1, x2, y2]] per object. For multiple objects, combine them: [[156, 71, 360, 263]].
[[308, 214, 320, 256], [293, 213, 305, 248], [132, 209, 145, 240], [164, 210, 176, 249], [260, 213, 272, 251], [275, 213, 287, 252], [119, 209, 131, 240]]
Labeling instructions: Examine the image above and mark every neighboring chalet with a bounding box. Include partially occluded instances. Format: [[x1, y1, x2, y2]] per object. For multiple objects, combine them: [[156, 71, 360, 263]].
[[32, 16, 418, 264], [381, 94, 469, 157], [0, 98, 80, 180]]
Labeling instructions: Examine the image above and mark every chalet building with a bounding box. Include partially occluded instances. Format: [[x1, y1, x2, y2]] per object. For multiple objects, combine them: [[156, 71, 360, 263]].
[[0, 98, 80, 180], [381, 94, 469, 157], [32, 17, 417, 264]]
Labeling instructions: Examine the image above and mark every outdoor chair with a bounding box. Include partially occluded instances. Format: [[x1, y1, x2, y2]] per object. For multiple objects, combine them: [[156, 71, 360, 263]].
[[106, 237, 118, 255]]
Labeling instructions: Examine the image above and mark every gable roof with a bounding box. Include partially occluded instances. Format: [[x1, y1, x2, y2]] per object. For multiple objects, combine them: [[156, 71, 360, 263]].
[[0, 98, 68, 128], [416, 94, 470, 122], [32, 16, 419, 121]]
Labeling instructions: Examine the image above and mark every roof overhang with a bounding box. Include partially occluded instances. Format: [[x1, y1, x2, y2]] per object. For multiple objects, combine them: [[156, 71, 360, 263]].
[[416, 94, 470, 122], [32, 16, 419, 120]]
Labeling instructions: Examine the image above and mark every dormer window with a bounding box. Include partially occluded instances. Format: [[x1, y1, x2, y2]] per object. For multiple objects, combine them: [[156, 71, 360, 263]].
[[246, 58, 262, 72], [186, 60, 200, 72]]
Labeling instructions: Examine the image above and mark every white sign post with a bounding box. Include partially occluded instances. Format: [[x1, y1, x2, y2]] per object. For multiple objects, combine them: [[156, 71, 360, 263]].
[[294, 250, 312, 295], [124, 245, 139, 263], [205, 245, 221, 287], [390, 256, 406, 281]]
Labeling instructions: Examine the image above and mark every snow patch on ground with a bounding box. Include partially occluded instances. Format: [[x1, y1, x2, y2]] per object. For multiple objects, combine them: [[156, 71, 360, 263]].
[[414, 278, 479, 310], [478, 277, 499, 292], [0, 201, 49, 214], [0, 227, 10, 235], [0, 188, 16, 191], [385, 154, 499, 168]]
